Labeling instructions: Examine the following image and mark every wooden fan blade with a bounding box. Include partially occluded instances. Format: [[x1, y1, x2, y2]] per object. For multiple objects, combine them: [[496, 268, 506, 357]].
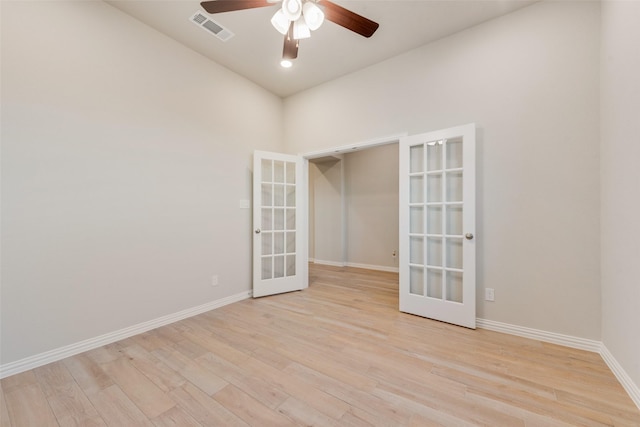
[[283, 22, 299, 60], [200, 0, 273, 14], [320, 0, 379, 38]]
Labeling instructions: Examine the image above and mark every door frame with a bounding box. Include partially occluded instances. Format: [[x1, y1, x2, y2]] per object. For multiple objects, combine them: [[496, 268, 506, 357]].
[[300, 133, 408, 273]]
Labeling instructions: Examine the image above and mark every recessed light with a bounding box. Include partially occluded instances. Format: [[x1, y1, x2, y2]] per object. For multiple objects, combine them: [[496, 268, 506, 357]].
[[280, 60, 292, 68]]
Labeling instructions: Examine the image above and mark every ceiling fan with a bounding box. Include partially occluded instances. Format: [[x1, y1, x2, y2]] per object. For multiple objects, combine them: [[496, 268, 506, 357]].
[[200, 0, 379, 65]]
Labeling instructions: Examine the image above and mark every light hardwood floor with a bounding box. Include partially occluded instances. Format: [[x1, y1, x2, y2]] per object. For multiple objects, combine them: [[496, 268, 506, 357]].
[[2, 264, 639, 426]]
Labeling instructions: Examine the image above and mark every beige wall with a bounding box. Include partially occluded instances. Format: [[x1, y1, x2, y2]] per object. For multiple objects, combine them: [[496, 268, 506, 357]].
[[345, 145, 399, 270], [285, 1, 602, 340], [308, 158, 343, 264], [309, 145, 399, 271], [600, 0, 640, 392], [1, 1, 283, 364]]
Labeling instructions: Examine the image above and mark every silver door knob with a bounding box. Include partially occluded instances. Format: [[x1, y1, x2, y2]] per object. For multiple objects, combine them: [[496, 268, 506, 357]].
[[465, 233, 474, 240], [255, 229, 261, 234]]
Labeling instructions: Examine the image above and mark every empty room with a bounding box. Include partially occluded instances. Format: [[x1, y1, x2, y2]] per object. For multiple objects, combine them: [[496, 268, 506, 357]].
[[1, 0, 639, 425]]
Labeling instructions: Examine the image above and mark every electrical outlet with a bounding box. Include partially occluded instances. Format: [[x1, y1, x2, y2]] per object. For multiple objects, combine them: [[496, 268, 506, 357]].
[[485, 288, 495, 301], [211, 275, 219, 287], [392, 250, 397, 258]]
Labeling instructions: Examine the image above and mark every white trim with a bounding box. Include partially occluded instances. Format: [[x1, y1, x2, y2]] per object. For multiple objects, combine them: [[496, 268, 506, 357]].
[[340, 156, 347, 267], [311, 260, 399, 273], [312, 259, 346, 267], [301, 158, 309, 289], [0, 291, 251, 379], [345, 262, 399, 273], [600, 344, 640, 410], [476, 318, 601, 353], [477, 319, 639, 409], [300, 133, 407, 160]]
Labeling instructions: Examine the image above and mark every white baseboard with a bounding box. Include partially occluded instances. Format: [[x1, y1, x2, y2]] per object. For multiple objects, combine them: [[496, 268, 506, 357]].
[[477, 318, 639, 409], [346, 262, 399, 273], [312, 259, 346, 267], [312, 259, 399, 273], [0, 291, 251, 379], [476, 318, 602, 353], [600, 344, 640, 410]]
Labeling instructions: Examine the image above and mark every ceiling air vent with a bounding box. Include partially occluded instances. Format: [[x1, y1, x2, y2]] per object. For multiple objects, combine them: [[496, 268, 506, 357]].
[[190, 11, 234, 42]]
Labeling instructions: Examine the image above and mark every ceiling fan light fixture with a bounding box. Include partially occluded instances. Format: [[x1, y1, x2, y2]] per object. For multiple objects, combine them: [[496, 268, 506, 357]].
[[293, 17, 311, 39], [271, 9, 289, 35], [281, 0, 302, 21], [198, 0, 379, 64], [302, 2, 324, 31]]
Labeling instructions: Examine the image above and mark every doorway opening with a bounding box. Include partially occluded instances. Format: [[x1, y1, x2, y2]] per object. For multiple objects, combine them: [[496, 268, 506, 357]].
[[303, 134, 405, 298]]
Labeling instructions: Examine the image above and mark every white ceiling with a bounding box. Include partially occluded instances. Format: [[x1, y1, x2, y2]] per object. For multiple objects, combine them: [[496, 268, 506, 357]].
[[107, 0, 536, 97]]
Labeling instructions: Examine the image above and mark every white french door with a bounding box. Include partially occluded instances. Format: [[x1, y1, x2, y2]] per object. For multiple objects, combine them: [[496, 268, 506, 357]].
[[253, 151, 306, 297], [399, 124, 476, 328]]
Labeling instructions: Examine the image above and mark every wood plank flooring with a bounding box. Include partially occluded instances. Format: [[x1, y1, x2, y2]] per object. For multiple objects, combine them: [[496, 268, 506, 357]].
[[2, 264, 639, 426]]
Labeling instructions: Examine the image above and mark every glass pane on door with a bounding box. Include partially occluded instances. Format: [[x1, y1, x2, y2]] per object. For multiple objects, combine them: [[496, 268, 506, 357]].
[[286, 209, 295, 230], [262, 184, 273, 207], [274, 255, 285, 278], [427, 238, 442, 266], [410, 176, 424, 203], [410, 145, 424, 173], [262, 209, 272, 231], [446, 172, 463, 202], [427, 174, 442, 202], [274, 161, 285, 183], [262, 159, 273, 182], [446, 137, 463, 169], [262, 257, 272, 280], [262, 233, 272, 256], [410, 237, 423, 264], [274, 184, 285, 206], [286, 255, 296, 276], [286, 186, 296, 207], [410, 266, 424, 296], [274, 232, 285, 255], [427, 206, 442, 235], [410, 207, 423, 234], [274, 209, 285, 230], [426, 142, 442, 171], [446, 239, 463, 269], [286, 162, 295, 184], [446, 206, 463, 236], [426, 269, 443, 299], [286, 232, 296, 253], [446, 271, 463, 303]]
